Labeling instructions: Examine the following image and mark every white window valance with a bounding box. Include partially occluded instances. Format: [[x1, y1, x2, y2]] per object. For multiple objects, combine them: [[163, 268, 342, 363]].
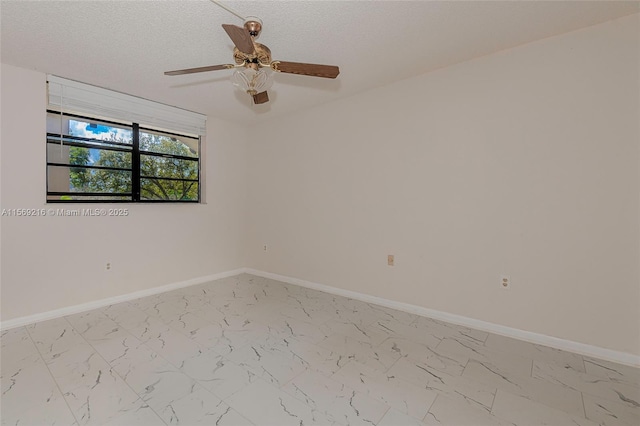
[[47, 75, 206, 136]]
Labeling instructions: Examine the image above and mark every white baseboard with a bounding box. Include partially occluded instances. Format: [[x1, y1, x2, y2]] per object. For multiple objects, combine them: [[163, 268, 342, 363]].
[[3, 266, 638, 367], [245, 268, 640, 367], [0, 268, 247, 331]]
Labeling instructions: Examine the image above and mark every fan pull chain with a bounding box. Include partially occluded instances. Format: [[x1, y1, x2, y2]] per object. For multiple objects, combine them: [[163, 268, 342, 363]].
[[209, 1, 245, 21]]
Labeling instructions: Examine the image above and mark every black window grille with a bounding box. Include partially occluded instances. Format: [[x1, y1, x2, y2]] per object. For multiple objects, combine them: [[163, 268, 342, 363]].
[[46, 111, 200, 202]]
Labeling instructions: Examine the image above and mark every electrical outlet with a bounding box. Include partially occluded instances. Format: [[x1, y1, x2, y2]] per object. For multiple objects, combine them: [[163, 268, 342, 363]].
[[106, 262, 112, 271], [388, 255, 394, 266], [500, 275, 510, 289], [263, 244, 267, 252]]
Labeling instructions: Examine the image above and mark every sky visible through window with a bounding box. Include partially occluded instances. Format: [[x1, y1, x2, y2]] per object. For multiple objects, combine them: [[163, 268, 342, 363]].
[[68, 119, 132, 164]]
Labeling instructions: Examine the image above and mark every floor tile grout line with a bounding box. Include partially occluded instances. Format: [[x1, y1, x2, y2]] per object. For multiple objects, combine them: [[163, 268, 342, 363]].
[[530, 358, 534, 378], [60, 315, 170, 426], [489, 387, 498, 413], [580, 392, 587, 420], [377, 405, 393, 424], [101, 301, 260, 421], [96, 303, 259, 404], [101, 295, 303, 411], [273, 358, 397, 424], [421, 393, 440, 423], [23, 325, 81, 426]]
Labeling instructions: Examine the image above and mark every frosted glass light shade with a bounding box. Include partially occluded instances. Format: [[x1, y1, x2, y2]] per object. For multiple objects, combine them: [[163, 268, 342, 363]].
[[232, 67, 274, 95]]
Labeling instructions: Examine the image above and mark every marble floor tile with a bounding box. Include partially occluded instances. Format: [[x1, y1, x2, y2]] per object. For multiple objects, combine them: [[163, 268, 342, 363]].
[[152, 382, 248, 425], [387, 357, 496, 412], [102, 302, 157, 331], [277, 303, 336, 325], [142, 326, 206, 367], [129, 294, 164, 312], [368, 319, 443, 349], [317, 333, 400, 372], [1, 394, 77, 426], [225, 379, 334, 425], [264, 315, 333, 344], [99, 403, 165, 426], [224, 336, 309, 386], [462, 358, 586, 418], [484, 333, 586, 372], [3, 274, 638, 426], [164, 311, 213, 337], [38, 337, 141, 425], [65, 310, 120, 341], [115, 312, 173, 344], [491, 389, 600, 426], [366, 304, 419, 325], [60, 370, 142, 425], [282, 369, 389, 426], [532, 360, 640, 408], [436, 336, 533, 378], [284, 338, 350, 377], [377, 408, 427, 426], [583, 357, 640, 388], [1, 355, 74, 424], [220, 332, 345, 381], [177, 349, 258, 399], [412, 317, 489, 346], [331, 360, 438, 420], [188, 323, 255, 356], [27, 318, 87, 361], [423, 394, 514, 426], [187, 304, 226, 324], [1, 327, 41, 371], [138, 297, 189, 325], [89, 331, 154, 371], [138, 367, 198, 413], [583, 393, 640, 426], [322, 319, 389, 346], [378, 336, 469, 375]]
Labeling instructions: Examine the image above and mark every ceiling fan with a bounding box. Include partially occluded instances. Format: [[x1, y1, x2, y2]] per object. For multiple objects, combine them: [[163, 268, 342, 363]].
[[164, 17, 340, 105]]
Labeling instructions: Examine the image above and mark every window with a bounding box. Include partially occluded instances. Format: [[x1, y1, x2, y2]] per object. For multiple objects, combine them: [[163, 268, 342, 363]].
[[47, 112, 200, 202], [46, 76, 205, 203]]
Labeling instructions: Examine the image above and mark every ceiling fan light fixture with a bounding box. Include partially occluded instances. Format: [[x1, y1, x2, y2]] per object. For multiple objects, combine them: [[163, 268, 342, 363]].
[[165, 17, 340, 105], [231, 67, 273, 96]]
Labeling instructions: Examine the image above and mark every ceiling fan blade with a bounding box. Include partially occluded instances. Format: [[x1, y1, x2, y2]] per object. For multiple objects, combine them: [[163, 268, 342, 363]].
[[272, 61, 339, 79], [252, 91, 269, 105], [222, 24, 255, 54], [164, 64, 232, 76]]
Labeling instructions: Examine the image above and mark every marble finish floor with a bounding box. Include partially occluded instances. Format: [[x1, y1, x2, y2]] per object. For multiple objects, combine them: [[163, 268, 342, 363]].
[[1, 274, 639, 426]]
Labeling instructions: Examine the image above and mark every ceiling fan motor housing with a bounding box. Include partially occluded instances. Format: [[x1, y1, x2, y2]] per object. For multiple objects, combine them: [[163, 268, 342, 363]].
[[233, 43, 272, 67], [244, 17, 262, 38]]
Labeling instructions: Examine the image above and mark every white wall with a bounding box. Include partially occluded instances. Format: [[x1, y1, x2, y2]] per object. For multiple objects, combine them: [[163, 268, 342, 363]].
[[1, 15, 638, 357], [0, 64, 248, 321], [246, 15, 640, 355]]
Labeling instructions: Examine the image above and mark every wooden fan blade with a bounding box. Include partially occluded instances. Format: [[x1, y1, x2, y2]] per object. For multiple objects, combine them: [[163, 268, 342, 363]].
[[252, 91, 269, 105], [164, 64, 232, 76], [222, 24, 255, 54], [273, 61, 339, 79]]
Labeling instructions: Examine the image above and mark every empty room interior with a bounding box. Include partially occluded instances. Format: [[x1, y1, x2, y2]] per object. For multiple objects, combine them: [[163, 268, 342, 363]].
[[1, 1, 639, 425]]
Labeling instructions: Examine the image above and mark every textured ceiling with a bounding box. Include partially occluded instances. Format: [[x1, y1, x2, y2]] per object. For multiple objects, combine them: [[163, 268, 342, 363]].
[[1, 1, 638, 125]]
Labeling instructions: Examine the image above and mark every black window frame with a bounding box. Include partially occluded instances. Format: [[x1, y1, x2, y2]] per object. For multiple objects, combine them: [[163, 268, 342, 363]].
[[46, 110, 201, 203]]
